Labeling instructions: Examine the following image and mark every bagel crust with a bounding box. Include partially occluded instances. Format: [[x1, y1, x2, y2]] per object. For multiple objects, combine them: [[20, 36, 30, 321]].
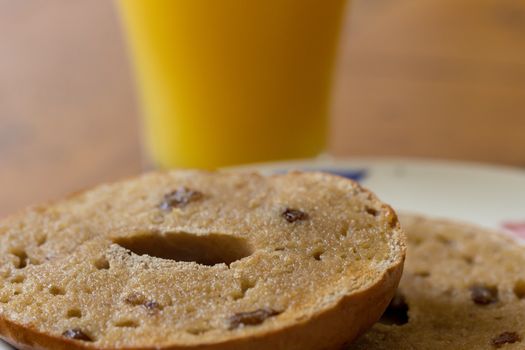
[[0, 171, 405, 350]]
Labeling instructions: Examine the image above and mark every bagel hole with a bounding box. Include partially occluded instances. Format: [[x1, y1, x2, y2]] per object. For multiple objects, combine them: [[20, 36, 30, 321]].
[[67, 308, 82, 318], [10, 249, 29, 269], [49, 286, 65, 296], [388, 213, 399, 228], [414, 271, 430, 278], [124, 292, 146, 306], [514, 280, 525, 299], [94, 257, 110, 270], [365, 206, 379, 217], [241, 278, 256, 293], [30, 258, 42, 266], [462, 255, 474, 265], [113, 231, 253, 266], [114, 319, 139, 328], [233, 278, 256, 300], [36, 234, 47, 246], [10, 275, 25, 284], [436, 234, 452, 245], [186, 326, 211, 335], [312, 248, 325, 261], [340, 222, 350, 237]]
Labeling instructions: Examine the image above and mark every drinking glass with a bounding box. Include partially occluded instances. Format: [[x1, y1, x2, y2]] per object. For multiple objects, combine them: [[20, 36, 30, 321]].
[[118, 0, 348, 169]]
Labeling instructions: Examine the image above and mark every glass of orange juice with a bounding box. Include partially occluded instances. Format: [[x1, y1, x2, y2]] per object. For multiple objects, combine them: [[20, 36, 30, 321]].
[[117, 0, 348, 169]]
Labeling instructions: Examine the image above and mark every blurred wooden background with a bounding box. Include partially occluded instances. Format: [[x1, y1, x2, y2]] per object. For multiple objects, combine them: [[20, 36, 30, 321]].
[[1, 0, 524, 217]]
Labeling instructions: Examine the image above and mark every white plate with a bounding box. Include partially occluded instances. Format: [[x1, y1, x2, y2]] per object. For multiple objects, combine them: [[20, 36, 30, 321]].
[[2, 157, 524, 349]]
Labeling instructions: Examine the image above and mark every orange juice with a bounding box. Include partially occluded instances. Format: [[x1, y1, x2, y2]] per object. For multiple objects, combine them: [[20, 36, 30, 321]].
[[118, 0, 348, 169]]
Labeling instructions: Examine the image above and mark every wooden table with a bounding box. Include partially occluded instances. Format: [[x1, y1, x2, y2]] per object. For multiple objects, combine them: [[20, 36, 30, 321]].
[[1, 0, 524, 217]]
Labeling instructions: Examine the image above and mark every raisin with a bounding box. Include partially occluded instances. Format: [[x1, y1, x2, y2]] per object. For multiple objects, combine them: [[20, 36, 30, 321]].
[[379, 292, 409, 325], [282, 208, 308, 223], [228, 308, 280, 329], [365, 206, 379, 216], [491, 332, 521, 348], [388, 211, 399, 228], [62, 328, 92, 342], [470, 284, 498, 305], [144, 300, 162, 312], [160, 187, 203, 211], [10, 249, 28, 269], [125, 293, 161, 313]]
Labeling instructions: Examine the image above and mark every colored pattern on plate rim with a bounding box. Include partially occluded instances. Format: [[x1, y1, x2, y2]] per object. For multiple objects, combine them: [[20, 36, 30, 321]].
[[273, 168, 368, 182], [501, 221, 525, 240]]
